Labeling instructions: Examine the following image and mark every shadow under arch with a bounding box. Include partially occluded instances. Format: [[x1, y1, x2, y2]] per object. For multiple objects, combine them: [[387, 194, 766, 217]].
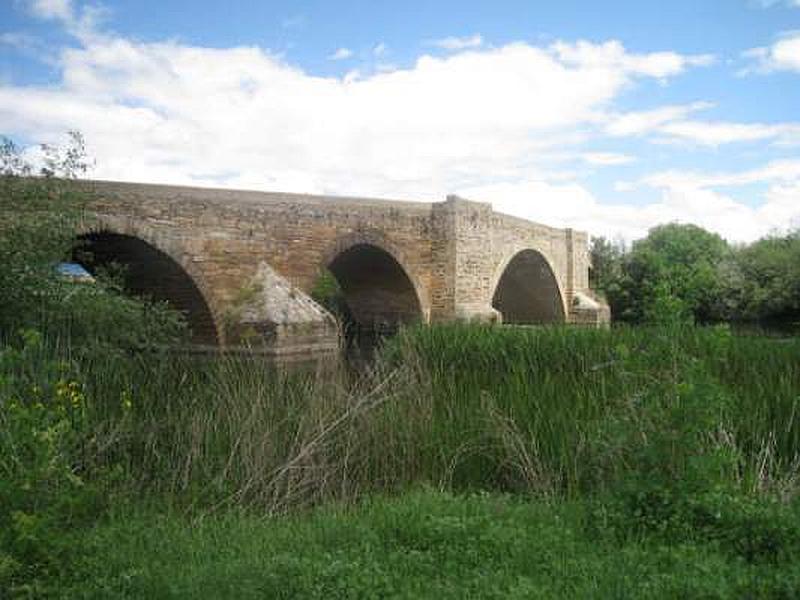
[[73, 231, 220, 346], [491, 248, 566, 324], [324, 242, 424, 333]]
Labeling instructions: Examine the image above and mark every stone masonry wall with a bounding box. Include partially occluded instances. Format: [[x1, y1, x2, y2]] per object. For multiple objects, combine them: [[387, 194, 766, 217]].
[[441, 196, 584, 322], [82, 180, 607, 350]]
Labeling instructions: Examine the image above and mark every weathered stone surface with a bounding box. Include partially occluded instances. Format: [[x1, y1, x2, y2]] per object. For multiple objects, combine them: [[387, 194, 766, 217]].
[[232, 262, 339, 356], [79, 180, 610, 353]]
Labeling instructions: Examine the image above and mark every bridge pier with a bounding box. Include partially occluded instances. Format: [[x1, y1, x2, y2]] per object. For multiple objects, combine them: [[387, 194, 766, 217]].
[[226, 262, 340, 357], [452, 304, 501, 324]]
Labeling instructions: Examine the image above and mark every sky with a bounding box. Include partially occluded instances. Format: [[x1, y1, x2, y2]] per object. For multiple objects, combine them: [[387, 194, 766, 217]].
[[1, 0, 799, 242]]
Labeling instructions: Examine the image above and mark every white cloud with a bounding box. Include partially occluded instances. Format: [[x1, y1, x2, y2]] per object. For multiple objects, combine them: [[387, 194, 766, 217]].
[[604, 102, 800, 147], [604, 102, 713, 136], [328, 47, 353, 61], [28, 0, 73, 21], [429, 34, 483, 51], [4, 9, 785, 243], [642, 159, 800, 189], [375, 62, 397, 73], [551, 40, 714, 78], [609, 159, 800, 241], [2, 34, 708, 196], [458, 179, 745, 241], [0, 31, 38, 50], [0, 30, 60, 66], [461, 167, 800, 243], [372, 42, 387, 57], [743, 32, 800, 73], [581, 152, 635, 166], [656, 120, 800, 146], [613, 181, 636, 192], [24, 0, 107, 41]]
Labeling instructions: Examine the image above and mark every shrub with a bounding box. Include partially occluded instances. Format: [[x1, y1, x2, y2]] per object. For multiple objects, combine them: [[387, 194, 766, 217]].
[[0, 331, 107, 596], [0, 135, 186, 349]]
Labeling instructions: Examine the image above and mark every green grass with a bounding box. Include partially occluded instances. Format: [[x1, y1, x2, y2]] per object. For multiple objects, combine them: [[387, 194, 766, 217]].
[[59, 489, 800, 599], [3, 324, 800, 597], [4, 323, 799, 507], [382, 324, 800, 495]]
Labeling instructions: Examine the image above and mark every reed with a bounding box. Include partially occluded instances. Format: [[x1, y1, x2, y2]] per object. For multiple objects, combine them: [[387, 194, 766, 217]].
[[19, 323, 793, 510]]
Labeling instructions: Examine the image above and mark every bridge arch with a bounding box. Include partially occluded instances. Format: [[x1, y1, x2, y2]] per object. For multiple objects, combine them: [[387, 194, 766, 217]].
[[73, 221, 221, 346], [321, 231, 426, 331], [491, 248, 567, 324]]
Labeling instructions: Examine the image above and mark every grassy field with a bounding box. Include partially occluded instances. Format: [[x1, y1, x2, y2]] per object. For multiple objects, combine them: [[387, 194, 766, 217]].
[[2, 324, 800, 597], [56, 489, 800, 599]]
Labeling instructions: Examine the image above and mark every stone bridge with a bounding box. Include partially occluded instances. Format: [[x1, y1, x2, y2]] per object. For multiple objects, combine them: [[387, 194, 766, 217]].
[[77, 181, 609, 355]]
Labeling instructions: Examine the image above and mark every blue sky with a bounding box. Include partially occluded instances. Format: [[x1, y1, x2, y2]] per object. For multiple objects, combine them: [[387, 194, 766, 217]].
[[1, 0, 799, 241]]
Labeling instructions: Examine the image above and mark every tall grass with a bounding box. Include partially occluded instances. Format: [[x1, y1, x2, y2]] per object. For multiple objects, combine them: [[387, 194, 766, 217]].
[[7, 323, 796, 513], [0, 325, 800, 597], [3, 325, 800, 512], [390, 324, 800, 496], [4, 324, 800, 594]]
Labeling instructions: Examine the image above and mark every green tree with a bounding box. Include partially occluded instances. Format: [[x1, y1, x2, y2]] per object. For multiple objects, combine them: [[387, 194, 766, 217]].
[[613, 223, 731, 324], [0, 133, 185, 348], [589, 236, 625, 296], [735, 230, 800, 323], [1, 133, 190, 593]]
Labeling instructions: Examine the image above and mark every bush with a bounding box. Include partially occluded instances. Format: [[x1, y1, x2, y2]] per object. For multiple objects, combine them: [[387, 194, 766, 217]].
[[0, 133, 187, 595], [0, 135, 186, 349], [0, 331, 108, 596], [591, 224, 800, 325]]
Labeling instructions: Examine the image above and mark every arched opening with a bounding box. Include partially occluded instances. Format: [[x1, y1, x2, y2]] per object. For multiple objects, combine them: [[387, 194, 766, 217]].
[[492, 249, 565, 324], [72, 232, 219, 345], [323, 243, 423, 337]]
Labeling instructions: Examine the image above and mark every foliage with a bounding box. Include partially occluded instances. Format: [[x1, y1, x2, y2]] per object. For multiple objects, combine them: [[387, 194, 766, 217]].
[[0, 133, 186, 596], [588, 235, 625, 299], [0, 134, 186, 348], [0, 331, 108, 597], [310, 268, 354, 326], [736, 231, 800, 322], [388, 324, 800, 495], [1, 321, 799, 595], [618, 223, 728, 323], [1, 131, 93, 180], [31, 322, 793, 511], [591, 223, 800, 326], [53, 489, 800, 599]]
